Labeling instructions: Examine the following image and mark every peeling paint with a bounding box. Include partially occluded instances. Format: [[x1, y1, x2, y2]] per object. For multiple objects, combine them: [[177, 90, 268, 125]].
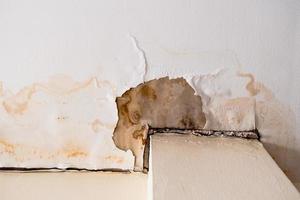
[[130, 35, 148, 83], [187, 69, 296, 178], [186, 68, 256, 131], [0, 43, 297, 177], [0, 69, 296, 174], [0, 65, 296, 176]]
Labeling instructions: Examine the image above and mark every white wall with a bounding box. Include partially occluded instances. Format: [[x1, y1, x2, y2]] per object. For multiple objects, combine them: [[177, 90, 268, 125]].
[[0, 0, 299, 181]]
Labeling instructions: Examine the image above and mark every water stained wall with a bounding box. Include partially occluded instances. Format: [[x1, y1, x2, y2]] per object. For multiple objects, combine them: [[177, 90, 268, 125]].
[[1, 1, 300, 193], [0, 28, 300, 180], [0, 68, 297, 178], [0, 75, 134, 170], [113, 68, 297, 176]]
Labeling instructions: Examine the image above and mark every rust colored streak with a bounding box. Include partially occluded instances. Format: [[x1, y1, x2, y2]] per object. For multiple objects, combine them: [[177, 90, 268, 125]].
[[58, 77, 98, 95], [3, 85, 36, 115], [1, 76, 117, 116], [65, 151, 87, 158], [132, 125, 147, 145], [37, 76, 116, 95], [61, 143, 88, 158], [0, 140, 15, 154], [237, 72, 260, 96]]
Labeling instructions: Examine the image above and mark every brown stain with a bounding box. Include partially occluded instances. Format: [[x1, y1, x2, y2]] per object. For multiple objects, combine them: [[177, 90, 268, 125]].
[[132, 125, 147, 145], [116, 93, 137, 126], [238, 72, 274, 101], [104, 155, 124, 164], [237, 72, 260, 96], [65, 150, 87, 158], [130, 110, 141, 124], [139, 85, 157, 100], [0, 139, 15, 154], [52, 77, 114, 95], [180, 116, 195, 128], [60, 142, 88, 158], [113, 77, 206, 162], [64, 78, 95, 94], [37, 75, 115, 95], [1, 75, 116, 116], [3, 85, 36, 115]]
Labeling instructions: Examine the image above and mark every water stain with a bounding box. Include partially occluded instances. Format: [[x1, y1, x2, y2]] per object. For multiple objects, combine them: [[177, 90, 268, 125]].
[[237, 71, 298, 181], [113, 77, 206, 170], [3, 85, 36, 115], [59, 142, 88, 158], [0, 71, 297, 178], [0, 75, 129, 170], [237, 72, 259, 96], [65, 151, 87, 158], [237, 72, 273, 100], [139, 85, 157, 100], [1, 75, 116, 116], [0, 139, 15, 154]]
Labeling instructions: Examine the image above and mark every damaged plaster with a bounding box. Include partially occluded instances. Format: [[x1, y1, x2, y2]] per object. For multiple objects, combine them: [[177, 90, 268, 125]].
[[0, 36, 297, 182], [113, 77, 206, 170]]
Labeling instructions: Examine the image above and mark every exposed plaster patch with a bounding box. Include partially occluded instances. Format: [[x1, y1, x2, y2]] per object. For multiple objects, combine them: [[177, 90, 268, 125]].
[[113, 77, 206, 170]]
